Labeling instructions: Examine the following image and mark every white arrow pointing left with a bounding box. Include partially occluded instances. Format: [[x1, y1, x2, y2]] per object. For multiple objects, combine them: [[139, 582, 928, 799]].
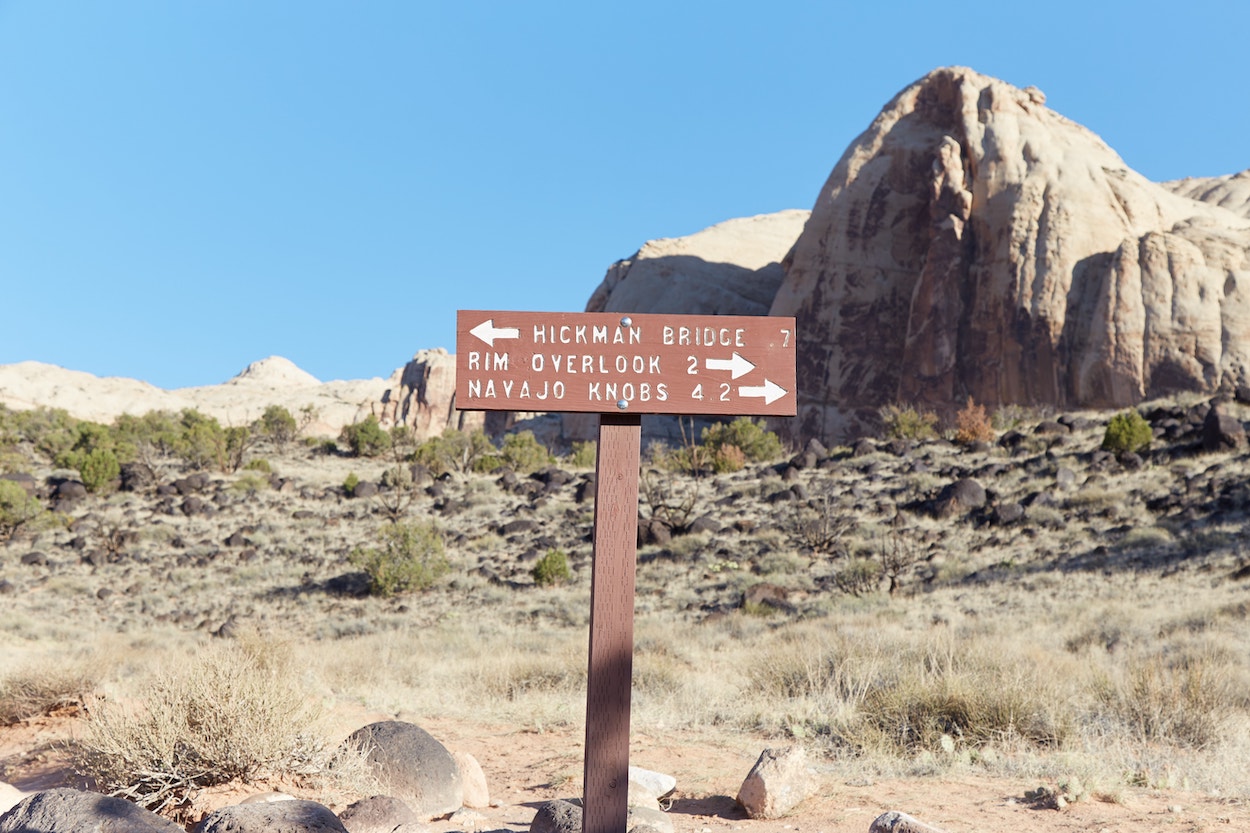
[[469, 319, 520, 347], [738, 379, 788, 405], [705, 352, 756, 379]]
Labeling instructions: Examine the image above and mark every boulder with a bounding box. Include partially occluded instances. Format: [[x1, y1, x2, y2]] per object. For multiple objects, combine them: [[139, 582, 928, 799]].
[[195, 799, 348, 833], [344, 721, 462, 820], [869, 810, 950, 833], [337, 795, 420, 833], [770, 66, 1250, 444], [931, 478, 987, 518], [735, 746, 816, 820], [0, 788, 182, 833], [451, 751, 490, 809], [1202, 404, 1247, 452]]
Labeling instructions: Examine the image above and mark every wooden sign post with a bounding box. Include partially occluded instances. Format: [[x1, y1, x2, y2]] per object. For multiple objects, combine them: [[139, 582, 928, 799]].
[[456, 310, 796, 833]]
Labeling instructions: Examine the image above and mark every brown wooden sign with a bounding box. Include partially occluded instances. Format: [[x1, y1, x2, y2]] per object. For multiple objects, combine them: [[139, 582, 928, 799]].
[[455, 310, 797, 416]]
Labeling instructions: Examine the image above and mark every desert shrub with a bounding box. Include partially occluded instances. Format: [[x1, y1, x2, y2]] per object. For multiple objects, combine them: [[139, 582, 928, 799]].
[[859, 660, 1067, 752], [413, 428, 495, 474], [701, 417, 784, 463], [229, 473, 269, 496], [788, 487, 851, 554], [566, 441, 597, 469], [1102, 410, 1152, 455], [0, 660, 97, 725], [257, 404, 298, 446], [73, 639, 333, 815], [176, 409, 225, 470], [343, 472, 360, 496], [387, 424, 418, 463], [711, 443, 747, 473], [0, 480, 49, 542], [879, 404, 939, 441], [78, 447, 120, 493], [953, 396, 995, 445], [339, 415, 391, 458], [113, 410, 183, 469], [833, 556, 882, 596], [220, 425, 255, 473], [498, 430, 553, 474], [350, 520, 449, 596], [13, 407, 79, 464], [1098, 650, 1237, 749], [244, 458, 272, 473], [531, 549, 572, 587]]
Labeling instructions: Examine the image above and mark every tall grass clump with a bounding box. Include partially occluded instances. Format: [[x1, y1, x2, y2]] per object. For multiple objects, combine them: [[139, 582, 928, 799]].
[[73, 638, 340, 815], [0, 660, 98, 725], [1095, 645, 1242, 750]]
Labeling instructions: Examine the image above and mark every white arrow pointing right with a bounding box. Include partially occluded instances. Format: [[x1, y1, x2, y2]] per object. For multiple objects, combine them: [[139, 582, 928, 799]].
[[738, 379, 788, 405], [705, 352, 756, 379], [469, 319, 520, 347]]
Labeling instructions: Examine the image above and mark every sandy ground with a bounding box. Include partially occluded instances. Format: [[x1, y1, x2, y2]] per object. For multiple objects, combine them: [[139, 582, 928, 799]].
[[1, 708, 1244, 833]]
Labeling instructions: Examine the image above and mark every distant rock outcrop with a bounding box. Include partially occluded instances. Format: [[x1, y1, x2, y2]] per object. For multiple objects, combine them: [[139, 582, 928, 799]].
[[587, 210, 809, 316], [770, 66, 1250, 443], [1164, 169, 1250, 220], [379, 348, 485, 437], [0, 360, 392, 438]]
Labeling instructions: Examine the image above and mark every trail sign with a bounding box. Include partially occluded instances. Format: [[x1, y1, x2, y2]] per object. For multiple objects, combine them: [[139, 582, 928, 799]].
[[455, 308, 796, 833], [456, 310, 797, 416]]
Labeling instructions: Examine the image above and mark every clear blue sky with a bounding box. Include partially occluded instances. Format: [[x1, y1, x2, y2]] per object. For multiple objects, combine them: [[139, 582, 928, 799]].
[[2, 1, 1247, 389]]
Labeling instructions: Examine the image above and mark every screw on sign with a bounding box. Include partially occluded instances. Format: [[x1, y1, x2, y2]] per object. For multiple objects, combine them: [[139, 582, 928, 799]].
[[456, 310, 797, 833]]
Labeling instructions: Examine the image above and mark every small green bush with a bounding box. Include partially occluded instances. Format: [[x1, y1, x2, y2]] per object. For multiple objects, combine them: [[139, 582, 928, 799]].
[[531, 549, 572, 587], [414, 428, 496, 475], [176, 409, 226, 470], [1102, 410, 1152, 455], [78, 447, 120, 493], [701, 417, 784, 462], [230, 473, 270, 496], [340, 416, 391, 458], [566, 441, 597, 469], [499, 430, 553, 474], [879, 404, 940, 441], [343, 472, 360, 496], [244, 458, 272, 474], [257, 405, 298, 446], [0, 480, 48, 542], [350, 520, 449, 596]]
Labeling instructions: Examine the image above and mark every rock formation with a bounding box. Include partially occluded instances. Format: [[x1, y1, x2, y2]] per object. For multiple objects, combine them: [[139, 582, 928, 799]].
[[379, 348, 485, 437], [769, 66, 1250, 443], [587, 210, 809, 316], [1164, 169, 1250, 220]]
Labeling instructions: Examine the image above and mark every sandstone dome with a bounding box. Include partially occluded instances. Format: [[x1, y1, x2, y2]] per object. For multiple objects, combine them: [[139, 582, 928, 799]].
[[769, 66, 1250, 442]]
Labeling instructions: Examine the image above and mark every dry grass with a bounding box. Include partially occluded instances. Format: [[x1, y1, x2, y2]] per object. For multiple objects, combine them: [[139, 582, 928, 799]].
[[71, 635, 367, 819]]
